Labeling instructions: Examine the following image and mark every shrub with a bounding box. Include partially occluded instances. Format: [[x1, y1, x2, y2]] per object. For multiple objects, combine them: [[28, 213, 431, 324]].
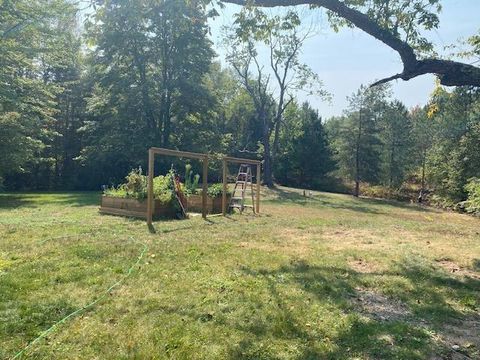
[[429, 194, 456, 210], [464, 178, 480, 215], [359, 183, 414, 202]]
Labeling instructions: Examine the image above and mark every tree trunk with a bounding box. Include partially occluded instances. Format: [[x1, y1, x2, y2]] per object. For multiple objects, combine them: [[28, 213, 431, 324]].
[[162, 91, 171, 147], [420, 147, 427, 202], [354, 109, 363, 197], [271, 88, 285, 168], [261, 112, 274, 188], [272, 117, 281, 175], [389, 143, 394, 188]]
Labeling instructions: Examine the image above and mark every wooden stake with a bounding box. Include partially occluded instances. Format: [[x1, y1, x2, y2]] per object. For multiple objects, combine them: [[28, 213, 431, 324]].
[[256, 163, 261, 214], [222, 158, 227, 216], [147, 149, 154, 226], [202, 156, 208, 219]]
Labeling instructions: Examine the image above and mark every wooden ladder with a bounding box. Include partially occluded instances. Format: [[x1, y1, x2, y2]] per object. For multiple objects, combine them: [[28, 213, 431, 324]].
[[229, 164, 256, 214]]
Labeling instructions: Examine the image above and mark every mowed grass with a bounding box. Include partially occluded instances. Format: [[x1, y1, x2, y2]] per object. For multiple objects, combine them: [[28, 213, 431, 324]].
[[0, 188, 479, 359]]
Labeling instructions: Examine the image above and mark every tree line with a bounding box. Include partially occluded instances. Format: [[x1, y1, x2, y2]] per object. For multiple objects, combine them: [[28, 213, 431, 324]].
[[1, 0, 479, 211]]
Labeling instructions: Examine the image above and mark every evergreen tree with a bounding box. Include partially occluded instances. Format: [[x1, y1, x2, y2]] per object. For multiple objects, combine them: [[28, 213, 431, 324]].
[[379, 100, 413, 188], [327, 84, 390, 196], [275, 102, 335, 189]]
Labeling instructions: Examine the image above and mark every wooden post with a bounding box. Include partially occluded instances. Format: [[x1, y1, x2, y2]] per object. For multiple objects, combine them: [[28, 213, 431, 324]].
[[256, 163, 261, 213], [202, 156, 208, 219], [147, 149, 154, 226], [222, 158, 227, 216]]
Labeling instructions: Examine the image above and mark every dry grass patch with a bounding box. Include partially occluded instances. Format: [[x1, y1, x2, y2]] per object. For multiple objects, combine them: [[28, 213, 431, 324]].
[[348, 257, 382, 274], [435, 258, 480, 280]]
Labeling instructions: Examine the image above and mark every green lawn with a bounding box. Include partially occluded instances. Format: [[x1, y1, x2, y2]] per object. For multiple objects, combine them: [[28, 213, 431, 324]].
[[1, 188, 479, 359]]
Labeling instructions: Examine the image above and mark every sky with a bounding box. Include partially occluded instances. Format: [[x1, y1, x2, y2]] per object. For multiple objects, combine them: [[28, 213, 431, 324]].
[[208, 0, 480, 118]]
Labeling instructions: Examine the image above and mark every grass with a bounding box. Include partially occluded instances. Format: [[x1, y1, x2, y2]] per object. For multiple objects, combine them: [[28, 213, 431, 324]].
[[0, 187, 479, 359]]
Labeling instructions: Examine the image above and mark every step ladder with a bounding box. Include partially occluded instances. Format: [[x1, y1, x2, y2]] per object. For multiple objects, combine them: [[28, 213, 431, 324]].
[[229, 164, 256, 214]]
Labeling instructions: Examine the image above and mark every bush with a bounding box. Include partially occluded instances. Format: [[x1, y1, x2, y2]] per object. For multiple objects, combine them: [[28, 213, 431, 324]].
[[359, 183, 415, 202], [464, 178, 480, 215], [429, 194, 457, 210]]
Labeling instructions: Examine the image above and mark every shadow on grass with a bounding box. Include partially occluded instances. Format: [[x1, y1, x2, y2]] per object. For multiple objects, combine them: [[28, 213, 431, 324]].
[[473, 259, 480, 271], [149, 214, 225, 234], [267, 187, 435, 216], [0, 192, 101, 209], [144, 254, 478, 359], [226, 257, 478, 359]]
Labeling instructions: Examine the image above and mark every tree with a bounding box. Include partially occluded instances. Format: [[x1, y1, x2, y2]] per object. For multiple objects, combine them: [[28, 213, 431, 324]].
[[275, 102, 335, 188], [220, 0, 480, 87], [224, 7, 324, 186], [80, 0, 216, 187], [204, 63, 261, 157], [425, 86, 480, 201], [0, 0, 80, 188], [410, 106, 434, 198], [379, 100, 412, 188], [327, 84, 390, 196]]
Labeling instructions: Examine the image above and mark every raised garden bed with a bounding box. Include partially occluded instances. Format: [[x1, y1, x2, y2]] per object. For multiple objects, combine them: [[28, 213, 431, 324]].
[[99, 196, 176, 219], [187, 194, 231, 214]]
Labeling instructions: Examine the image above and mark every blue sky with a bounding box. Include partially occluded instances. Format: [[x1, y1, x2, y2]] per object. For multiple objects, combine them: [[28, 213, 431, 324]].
[[209, 1, 480, 118]]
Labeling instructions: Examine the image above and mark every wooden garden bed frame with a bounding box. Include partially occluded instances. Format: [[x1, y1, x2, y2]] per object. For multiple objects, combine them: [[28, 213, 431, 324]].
[[147, 147, 209, 226], [222, 156, 261, 216], [146, 148, 262, 226]]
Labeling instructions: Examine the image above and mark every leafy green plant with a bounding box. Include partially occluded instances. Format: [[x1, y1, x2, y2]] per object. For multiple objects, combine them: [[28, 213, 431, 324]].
[[123, 167, 147, 200], [103, 168, 147, 200], [464, 178, 480, 215], [103, 168, 178, 205], [206, 183, 231, 198], [184, 164, 200, 195], [153, 175, 175, 205]]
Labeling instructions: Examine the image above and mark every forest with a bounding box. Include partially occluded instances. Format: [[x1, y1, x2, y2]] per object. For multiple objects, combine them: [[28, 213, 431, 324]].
[[1, 0, 480, 214]]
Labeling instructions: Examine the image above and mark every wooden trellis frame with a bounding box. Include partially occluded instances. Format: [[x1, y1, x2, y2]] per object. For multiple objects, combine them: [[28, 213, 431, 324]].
[[147, 147, 208, 226], [222, 156, 261, 216]]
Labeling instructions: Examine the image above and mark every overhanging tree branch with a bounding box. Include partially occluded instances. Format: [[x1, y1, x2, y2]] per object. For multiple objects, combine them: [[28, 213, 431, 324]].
[[221, 0, 480, 87]]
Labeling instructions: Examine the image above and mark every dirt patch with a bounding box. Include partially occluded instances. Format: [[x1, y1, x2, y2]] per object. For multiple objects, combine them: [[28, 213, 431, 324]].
[[351, 288, 411, 322], [435, 259, 480, 280], [429, 316, 480, 360], [351, 287, 479, 358]]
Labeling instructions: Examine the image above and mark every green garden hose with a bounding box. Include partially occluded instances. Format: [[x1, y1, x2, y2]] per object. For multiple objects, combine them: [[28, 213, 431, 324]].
[[12, 236, 148, 359]]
